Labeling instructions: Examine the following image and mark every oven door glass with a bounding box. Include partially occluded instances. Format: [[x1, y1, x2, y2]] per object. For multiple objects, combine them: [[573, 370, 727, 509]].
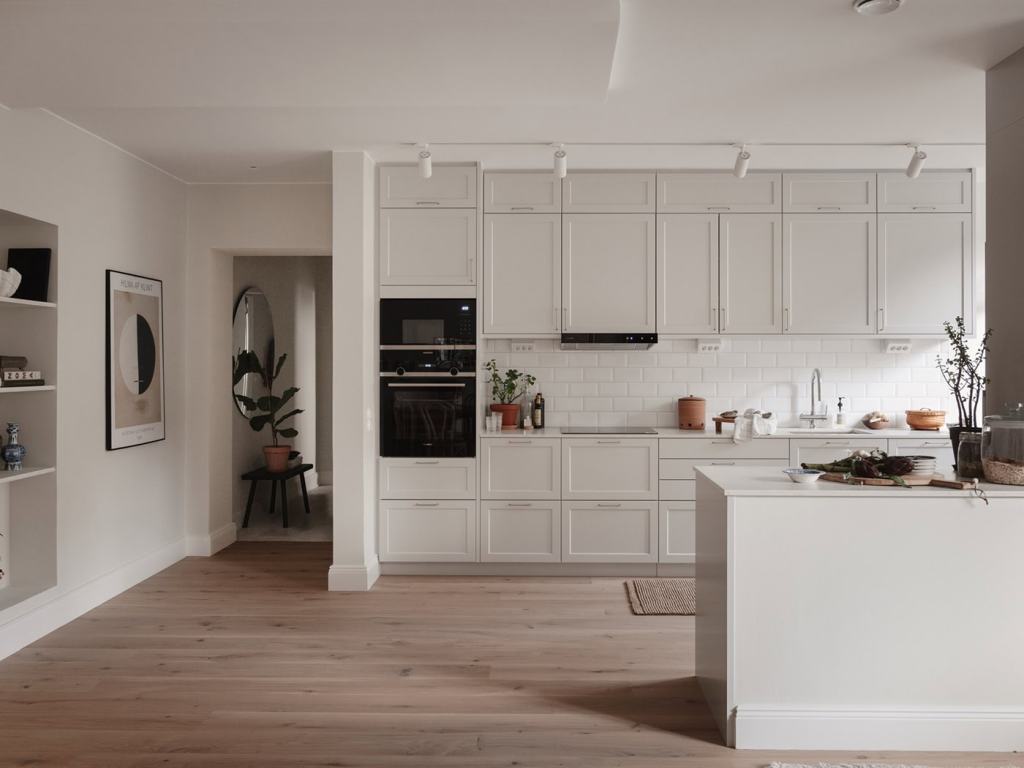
[[380, 377, 476, 457]]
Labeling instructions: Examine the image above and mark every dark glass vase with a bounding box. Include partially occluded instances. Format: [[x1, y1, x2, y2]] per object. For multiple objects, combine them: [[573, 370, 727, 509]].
[[948, 425, 982, 473]]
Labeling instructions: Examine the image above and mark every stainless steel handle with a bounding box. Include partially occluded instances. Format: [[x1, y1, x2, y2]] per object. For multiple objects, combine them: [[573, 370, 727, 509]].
[[414, 460, 440, 465], [596, 503, 622, 507], [921, 442, 947, 447], [562, 306, 567, 329], [707, 206, 731, 211], [597, 440, 621, 444], [824, 441, 851, 446], [710, 461, 735, 465], [817, 206, 841, 211], [784, 306, 790, 332], [719, 305, 726, 332], [507, 440, 533, 445], [510, 206, 535, 211], [507, 503, 533, 507], [912, 206, 936, 211], [878, 307, 885, 332], [387, 382, 467, 388], [712, 440, 732, 445], [554, 306, 559, 330], [414, 502, 439, 507], [415, 200, 441, 206]]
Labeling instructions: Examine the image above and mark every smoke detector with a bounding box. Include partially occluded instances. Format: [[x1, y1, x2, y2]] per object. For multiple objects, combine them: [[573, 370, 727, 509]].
[[853, 0, 903, 15]]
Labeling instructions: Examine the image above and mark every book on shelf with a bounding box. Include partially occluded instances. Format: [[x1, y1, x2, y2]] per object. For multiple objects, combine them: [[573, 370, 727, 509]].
[[0, 356, 28, 370], [0, 379, 46, 388], [2, 370, 42, 381]]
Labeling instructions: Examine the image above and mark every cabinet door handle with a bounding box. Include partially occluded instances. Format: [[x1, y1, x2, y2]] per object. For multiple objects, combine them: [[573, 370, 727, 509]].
[[414, 460, 440, 465], [415, 200, 441, 206], [597, 440, 621, 444], [414, 502, 440, 507], [508, 440, 533, 445], [912, 206, 936, 211], [817, 206, 841, 211], [510, 206, 534, 211], [468, 254, 475, 282], [784, 306, 790, 332], [597, 503, 622, 508], [507, 502, 534, 507], [554, 306, 559, 330], [878, 307, 885, 332], [562, 306, 567, 329], [710, 461, 735, 465], [719, 306, 726, 332], [707, 206, 731, 211]]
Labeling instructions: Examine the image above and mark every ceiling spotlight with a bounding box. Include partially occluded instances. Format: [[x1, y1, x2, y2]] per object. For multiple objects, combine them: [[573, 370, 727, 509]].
[[853, 0, 903, 15], [417, 144, 432, 179], [553, 145, 567, 179], [733, 145, 751, 179], [906, 145, 927, 178]]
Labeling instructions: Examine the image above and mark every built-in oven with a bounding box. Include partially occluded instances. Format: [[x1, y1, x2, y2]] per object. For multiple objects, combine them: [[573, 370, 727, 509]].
[[379, 298, 475, 347]]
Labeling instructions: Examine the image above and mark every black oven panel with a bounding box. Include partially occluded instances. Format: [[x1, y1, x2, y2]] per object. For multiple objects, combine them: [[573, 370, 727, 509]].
[[379, 375, 476, 458], [380, 349, 476, 377], [379, 298, 476, 346]]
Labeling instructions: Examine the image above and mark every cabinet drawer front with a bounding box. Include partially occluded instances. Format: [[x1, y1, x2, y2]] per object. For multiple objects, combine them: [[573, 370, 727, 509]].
[[379, 458, 477, 499], [657, 172, 781, 213], [788, 439, 886, 467], [379, 501, 477, 562], [562, 502, 658, 563], [878, 172, 971, 212], [660, 458, 789, 480], [379, 165, 477, 208], [659, 479, 695, 500], [484, 172, 560, 213], [481, 438, 561, 499], [660, 501, 695, 564], [480, 502, 561, 562], [562, 438, 658, 500], [563, 173, 656, 213], [659, 438, 789, 460], [782, 173, 876, 212], [380, 210, 476, 285]]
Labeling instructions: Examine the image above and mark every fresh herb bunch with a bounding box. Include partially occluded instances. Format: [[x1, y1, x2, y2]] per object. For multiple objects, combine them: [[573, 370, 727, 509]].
[[802, 449, 914, 487], [485, 359, 536, 404], [937, 316, 992, 429]]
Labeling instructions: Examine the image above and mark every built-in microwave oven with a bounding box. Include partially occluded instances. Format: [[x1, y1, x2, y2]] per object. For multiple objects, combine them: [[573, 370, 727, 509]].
[[379, 298, 475, 347]]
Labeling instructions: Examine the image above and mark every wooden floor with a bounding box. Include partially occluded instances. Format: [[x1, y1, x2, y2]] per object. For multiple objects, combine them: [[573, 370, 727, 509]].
[[0, 543, 1014, 767]]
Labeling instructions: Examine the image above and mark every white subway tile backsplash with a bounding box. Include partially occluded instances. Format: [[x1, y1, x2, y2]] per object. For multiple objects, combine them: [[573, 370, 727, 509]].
[[570, 382, 599, 397], [716, 353, 747, 367], [554, 368, 582, 382], [598, 352, 628, 368], [792, 339, 822, 353], [728, 339, 761, 353], [614, 367, 643, 382], [657, 352, 689, 367], [777, 352, 807, 367], [539, 353, 569, 367], [613, 396, 644, 411], [762, 339, 793, 353], [644, 367, 674, 383], [702, 368, 734, 383], [628, 382, 660, 397], [583, 367, 614, 382], [599, 382, 629, 396], [688, 353, 718, 367], [672, 367, 703, 382], [584, 397, 614, 412], [747, 353, 777, 367]]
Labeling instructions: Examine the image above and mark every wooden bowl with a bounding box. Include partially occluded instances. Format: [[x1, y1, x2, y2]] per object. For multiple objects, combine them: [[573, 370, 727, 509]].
[[906, 408, 945, 431], [863, 419, 890, 430]]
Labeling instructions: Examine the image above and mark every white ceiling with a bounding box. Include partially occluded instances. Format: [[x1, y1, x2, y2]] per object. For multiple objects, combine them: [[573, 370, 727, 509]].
[[2, 0, 1023, 182]]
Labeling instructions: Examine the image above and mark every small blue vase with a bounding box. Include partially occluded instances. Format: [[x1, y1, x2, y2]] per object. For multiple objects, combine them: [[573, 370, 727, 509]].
[[3, 422, 26, 472]]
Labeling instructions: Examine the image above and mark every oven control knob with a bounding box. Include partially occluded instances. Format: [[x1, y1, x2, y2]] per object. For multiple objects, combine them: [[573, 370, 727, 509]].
[[395, 366, 406, 376], [449, 367, 460, 376]]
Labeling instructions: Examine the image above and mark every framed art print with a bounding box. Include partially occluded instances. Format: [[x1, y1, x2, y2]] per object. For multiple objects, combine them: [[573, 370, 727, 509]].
[[106, 270, 165, 450]]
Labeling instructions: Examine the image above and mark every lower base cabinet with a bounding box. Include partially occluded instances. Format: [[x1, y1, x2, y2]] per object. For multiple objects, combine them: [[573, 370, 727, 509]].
[[480, 501, 561, 562], [379, 500, 477, 562], [561, 501, 658, 563], [659, 501, 696, 564]]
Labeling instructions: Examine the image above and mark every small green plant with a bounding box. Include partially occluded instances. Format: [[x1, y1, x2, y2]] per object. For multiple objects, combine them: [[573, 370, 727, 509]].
[[485, 359, 536, 404], [232, 350, 303, 446], [937, 316, 992, 429]]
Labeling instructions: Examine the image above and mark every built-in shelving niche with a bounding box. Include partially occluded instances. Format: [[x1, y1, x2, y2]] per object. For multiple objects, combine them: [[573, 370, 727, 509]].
[[0, 208, 58, 613]]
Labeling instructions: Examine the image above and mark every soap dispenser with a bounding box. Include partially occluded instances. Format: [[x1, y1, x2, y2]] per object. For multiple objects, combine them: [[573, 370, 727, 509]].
[[836, 397, 846, 426]]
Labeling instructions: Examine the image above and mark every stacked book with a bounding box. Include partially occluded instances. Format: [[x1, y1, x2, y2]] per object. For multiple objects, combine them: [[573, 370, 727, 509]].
[[0, 356, 45, 388]]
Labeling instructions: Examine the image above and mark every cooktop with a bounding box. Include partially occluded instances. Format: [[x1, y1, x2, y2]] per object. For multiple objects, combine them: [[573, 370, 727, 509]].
[[559, 427, 658, 435]]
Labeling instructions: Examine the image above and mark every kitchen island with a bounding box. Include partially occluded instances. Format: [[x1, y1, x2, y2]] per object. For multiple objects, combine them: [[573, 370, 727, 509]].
[[695, 466, 1024, 752]]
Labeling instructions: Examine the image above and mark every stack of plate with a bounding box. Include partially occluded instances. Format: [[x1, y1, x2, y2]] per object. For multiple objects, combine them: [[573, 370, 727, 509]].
[[907, 455, 937, 476]]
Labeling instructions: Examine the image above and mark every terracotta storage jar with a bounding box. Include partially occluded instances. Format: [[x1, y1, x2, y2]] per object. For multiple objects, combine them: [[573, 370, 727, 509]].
[[678, 396, 706, 431]]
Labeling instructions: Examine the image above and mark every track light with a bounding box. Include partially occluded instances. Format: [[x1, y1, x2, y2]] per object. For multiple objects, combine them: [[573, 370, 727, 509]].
[[553, 145, 567, 179], [906, 145, 926, 178], [417, 144, 432, 179], [733, 145, 751, 178]]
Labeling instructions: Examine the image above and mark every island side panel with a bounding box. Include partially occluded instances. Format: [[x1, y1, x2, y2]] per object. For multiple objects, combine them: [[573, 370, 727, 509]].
[[729, 494, 1024, 751], [695, 471, 732, 746]]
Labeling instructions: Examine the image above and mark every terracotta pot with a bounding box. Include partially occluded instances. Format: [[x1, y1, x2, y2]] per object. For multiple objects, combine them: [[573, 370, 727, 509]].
[[678, 396, 706, 430], [490, 403, 521, 428], [263, 445, 291, 473]]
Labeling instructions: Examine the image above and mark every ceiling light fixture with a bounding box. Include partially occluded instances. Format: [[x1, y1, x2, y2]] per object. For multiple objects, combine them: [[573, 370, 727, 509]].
[[733, 145, 751, 178], [417, 144, 432, 179], [906, 145, 927, 178], [853, 0, 903, 15], [553, 144, 568, 179]]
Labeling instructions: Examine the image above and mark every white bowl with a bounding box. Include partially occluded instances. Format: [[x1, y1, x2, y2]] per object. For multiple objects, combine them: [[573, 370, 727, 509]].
[[783, 468, 825, 484], [0, 268, 21, 299]]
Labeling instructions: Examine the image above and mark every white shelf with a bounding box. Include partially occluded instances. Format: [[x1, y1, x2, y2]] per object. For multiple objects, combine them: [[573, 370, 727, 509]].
[[0, 296, 56, 309], [0, 385, 54, 394], [0, 466, 55, 485]]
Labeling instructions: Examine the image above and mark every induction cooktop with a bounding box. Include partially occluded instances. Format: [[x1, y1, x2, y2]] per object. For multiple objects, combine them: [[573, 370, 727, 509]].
[[559, 427, 658, 435]]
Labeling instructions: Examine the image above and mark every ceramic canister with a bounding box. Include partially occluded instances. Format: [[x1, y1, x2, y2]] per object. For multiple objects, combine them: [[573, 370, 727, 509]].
[[677, 396, 706, 431]]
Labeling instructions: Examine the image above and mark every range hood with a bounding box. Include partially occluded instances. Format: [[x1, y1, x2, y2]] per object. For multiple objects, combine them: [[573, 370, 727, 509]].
[[560, 333, 658, 351]]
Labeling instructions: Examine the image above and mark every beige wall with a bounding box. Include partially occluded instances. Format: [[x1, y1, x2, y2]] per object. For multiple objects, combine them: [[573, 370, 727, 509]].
[[986, 47, 1024, 413]]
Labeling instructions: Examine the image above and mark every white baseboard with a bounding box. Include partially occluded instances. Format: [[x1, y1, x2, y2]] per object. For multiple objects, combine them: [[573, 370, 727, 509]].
[[380, 562, 661, 577], [328, 558, 380, 591], [317, 470, 332, 486], [735, 705, 1024, 751], [185, 522, 237, 556], [0, 536, 186, 661]]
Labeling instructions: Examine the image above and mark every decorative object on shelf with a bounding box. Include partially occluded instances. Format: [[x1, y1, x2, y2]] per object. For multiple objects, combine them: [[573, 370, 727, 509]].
[[0, 267, 21, 298], [7, 248, 51, 302], [232, 287, 274, 416], [937, 316, 992, 470], [677, 395, 706, 430], [0, 358, 45, 388], [485, 359, 535, 429], [233, 349, 303, 473], [0, 356, 28, 370], [956, 431, 984, 479], [2, 422, 27, 472], [862, 410, 891, 429], [982, 404, 1024, 485], [905, 408, 945, 431], [106, 271, 165, 450], [531, 392, 545, 429]]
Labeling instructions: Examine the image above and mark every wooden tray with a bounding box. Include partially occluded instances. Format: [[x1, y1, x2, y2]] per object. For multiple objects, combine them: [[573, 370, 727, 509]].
[[821, 472, 936, 487], [712, 416, 736, 434]]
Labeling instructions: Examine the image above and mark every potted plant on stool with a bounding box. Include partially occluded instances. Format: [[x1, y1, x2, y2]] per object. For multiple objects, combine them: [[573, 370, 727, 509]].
[[937, 316, 992, 471], [485, 359, 536, 429], [233, 350, 303, 472]]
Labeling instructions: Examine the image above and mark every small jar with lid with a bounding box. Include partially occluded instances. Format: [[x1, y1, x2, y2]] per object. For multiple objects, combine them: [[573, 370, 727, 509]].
[[982, 405, 1024, 485], [677, 396, 706, 431]]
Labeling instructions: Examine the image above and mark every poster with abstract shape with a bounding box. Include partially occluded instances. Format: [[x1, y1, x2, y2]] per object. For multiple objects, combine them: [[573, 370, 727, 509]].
[[106, 270, 165, 450]]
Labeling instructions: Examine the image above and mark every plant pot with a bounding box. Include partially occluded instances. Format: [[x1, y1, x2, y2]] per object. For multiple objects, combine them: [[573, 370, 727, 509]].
[[490, 403, 521, 429], [263, 445, 292, 473], [948, 426, 981, 473]]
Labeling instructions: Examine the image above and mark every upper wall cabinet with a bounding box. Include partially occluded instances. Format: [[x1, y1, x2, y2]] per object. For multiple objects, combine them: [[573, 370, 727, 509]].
[[562, 173, 656, 213], [483, 214, 561, 335], [657, 214, 719, 334], [719, 214, 783, 334], [379, 210, 477, 285], [782, 173, 876, 212], [657, 172, 781, 213], [379, 164, 478, 208], [562, 214, 656, 332], [877, 172, 972, 212], [484, 171, 560, 213]]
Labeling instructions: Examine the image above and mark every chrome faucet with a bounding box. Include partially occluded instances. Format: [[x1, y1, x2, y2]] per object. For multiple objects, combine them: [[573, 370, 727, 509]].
[[799, 368, 829, 429]]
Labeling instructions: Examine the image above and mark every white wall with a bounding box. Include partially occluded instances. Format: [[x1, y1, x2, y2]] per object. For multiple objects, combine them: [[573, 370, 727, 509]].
[[0, 108, 187, 656]]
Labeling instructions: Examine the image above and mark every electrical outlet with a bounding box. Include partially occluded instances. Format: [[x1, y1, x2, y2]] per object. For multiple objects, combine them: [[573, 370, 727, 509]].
[[885, 340, 913, 354], [698, 339, 722, 354], [510, 342, 535, 353]]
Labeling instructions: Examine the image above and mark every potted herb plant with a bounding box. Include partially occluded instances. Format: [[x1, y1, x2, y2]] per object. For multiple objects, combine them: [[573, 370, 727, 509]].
[[233, 350, 303, 472], [937, 316, 992, 467], [485, 359, 536, 428]]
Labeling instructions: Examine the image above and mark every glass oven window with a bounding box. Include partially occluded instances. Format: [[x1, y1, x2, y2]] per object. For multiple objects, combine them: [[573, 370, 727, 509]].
[[381, 380, 475, 457]]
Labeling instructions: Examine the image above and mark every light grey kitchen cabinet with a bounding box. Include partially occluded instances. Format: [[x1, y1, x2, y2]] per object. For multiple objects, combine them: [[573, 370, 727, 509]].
[[379, 164, 477, 208], [561, 438, 658, 501], [480, 437, 561, 500], [782, 173, 876, 213], [483, 214, 561, 335], [719, 214, 783, 334], [659, 501, 696, 564], [379, 209, 477, 285], [484, 171, 561, 213], [657, 172, 781, 213], [657, 214, 719, 334], [378, 500, 478, 562], [783, 213, 877, 334], [562, 172, 656, 213], [561, 501, 659, 563], [788, 438, 887, 467], [480, 501, 561, 562], [877, 171, 971, 213]]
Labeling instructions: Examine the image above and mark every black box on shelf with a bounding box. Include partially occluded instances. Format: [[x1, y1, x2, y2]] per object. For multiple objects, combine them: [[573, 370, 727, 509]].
[[7, 248, 52, 302]]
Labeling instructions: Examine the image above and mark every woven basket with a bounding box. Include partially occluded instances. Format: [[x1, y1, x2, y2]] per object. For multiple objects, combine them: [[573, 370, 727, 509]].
[[906, 408, 945, 430]]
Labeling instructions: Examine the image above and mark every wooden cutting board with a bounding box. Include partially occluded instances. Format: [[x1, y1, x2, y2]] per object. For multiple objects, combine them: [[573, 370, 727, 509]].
[[821, 473, 938, 487]]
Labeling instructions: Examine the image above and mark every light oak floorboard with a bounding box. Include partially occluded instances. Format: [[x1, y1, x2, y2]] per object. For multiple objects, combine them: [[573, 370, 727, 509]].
[[0, 542, 1015, 767]]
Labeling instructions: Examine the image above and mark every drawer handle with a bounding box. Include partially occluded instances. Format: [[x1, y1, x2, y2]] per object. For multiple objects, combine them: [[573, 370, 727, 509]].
[[710, 461, 735, 465], [414, 460, 440, 465], [817, 206, 841, 211], [824, 441, 851, 446], [707, 206, 731, 211], [507, 440, 533, 445], [597, 440, 621, 444], [415, 200, 441, 206], [912, 206, 936, 211], [507, 503, 533, 507], [414, 502, 439, 507], [510, 206, 535, 211], [711, 440, 732, 445], [596, 503, 622, 508]]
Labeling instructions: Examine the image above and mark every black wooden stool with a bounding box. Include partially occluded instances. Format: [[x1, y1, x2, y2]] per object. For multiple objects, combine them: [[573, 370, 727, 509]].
[[241, 463, 314, 528]]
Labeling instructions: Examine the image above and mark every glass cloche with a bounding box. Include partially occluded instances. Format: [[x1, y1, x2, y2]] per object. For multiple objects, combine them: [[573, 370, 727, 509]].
[[982, 404, 1024, 485]]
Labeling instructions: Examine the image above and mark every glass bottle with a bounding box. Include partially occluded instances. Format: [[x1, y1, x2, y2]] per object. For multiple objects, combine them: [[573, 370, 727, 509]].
[[982, 405, 1024, 485], [532, 392, 545, 429], [956, 431, 983, 480]]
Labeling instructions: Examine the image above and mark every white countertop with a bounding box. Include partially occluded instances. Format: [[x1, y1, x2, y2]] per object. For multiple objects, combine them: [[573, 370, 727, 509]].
[[695, 465, 1024, 497], [481, 426, 950, 439]]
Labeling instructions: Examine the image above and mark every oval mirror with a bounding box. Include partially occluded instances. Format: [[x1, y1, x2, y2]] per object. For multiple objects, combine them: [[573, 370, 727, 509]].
[[232, 288, 274, 416]]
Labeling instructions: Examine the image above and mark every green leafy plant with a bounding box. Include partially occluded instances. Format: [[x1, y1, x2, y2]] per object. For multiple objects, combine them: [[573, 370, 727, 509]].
[[485, 359, 536, 404], [232, 350, 303, 446], [937, 316, 992, 429]]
